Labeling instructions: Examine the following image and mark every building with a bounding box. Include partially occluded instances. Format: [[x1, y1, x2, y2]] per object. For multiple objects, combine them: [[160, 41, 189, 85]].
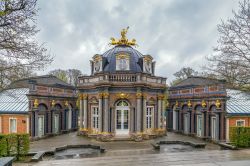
[[167, 77, 227, 141], [0, 75, 78, 139], [226, 89, 250, 141], [0, 88, 29, 134], [78, 27, 167, 140]]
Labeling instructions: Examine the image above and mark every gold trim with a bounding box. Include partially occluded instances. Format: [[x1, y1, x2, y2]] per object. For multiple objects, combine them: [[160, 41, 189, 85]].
[[187, 100, 192, 108], [82, 94, 88, 100], [157, 94, 164, 100], [117, 92, 129, 99], [98, 93, 103, 99], [215, 99, 221, 108], [175, 100, 179, 107], [110, 27, 137, 46], [116, 54, 129, 60], [34, 99, 39, 108], [136, 92, 142, 99], [103, 92, 109, 99], [202, 100, 207, 108], [65, 101, 69, 107], [51, 100, 56, 107]]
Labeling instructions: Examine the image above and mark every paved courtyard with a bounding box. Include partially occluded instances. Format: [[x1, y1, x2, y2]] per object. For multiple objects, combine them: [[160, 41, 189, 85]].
[[14, 132, 250, 166]]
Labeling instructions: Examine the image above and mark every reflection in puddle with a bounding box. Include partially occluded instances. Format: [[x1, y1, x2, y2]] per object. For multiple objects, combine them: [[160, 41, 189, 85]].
[[51, 148, 101, 160], [160, 144, 203, 153]]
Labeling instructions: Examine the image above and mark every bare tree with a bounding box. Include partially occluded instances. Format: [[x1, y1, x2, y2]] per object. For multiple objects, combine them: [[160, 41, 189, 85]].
[[49, 69, 82, 86], [206, 0, 250, 90], [49, 69, 68, 83], [171, 67, 199, 86], [67, 69, 82, 87], [0, 0, 53, 89]]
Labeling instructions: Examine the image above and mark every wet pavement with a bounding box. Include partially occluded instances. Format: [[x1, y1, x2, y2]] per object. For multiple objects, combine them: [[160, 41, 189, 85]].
[[13, 132, 250, 166]]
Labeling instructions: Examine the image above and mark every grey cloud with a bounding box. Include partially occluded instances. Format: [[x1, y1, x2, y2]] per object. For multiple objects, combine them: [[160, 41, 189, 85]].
[[36, 0, 239, 82]]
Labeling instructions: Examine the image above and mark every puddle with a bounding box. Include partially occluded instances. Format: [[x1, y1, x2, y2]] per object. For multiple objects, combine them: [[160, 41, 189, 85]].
[[44, 148, 101, 160], [160, 144, 204, 153]]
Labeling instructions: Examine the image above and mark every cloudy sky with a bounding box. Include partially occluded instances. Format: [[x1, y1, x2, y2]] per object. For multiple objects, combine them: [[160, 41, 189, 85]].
[[36, 0, 239, 82]]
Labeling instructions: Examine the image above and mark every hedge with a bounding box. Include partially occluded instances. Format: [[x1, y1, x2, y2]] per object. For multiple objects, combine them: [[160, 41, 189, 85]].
[[229, 127, 250, 147], [0, 134, 29, 160]]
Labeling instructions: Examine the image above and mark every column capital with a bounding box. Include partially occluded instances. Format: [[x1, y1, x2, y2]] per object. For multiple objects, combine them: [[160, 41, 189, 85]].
[[103, 92, 109, 99], [136, 92, 142, 99], [157, 94, 164, 100], [82, 94, 88, 100], [142, 93, 147, 99], [98, 92, 103, 99], [33, 99, 39, 108]]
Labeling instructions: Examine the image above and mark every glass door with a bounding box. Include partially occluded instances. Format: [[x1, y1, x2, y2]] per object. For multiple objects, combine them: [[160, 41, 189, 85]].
[[116, 109, 129, 135], [38, 116, 44, 137], [54, 114, 59, 133], [197, 115, 202, 137]]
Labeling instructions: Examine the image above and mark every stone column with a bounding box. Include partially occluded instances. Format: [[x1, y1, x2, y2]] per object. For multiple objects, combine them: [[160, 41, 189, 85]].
[[83, 94, 88, 129], [220, 112, 225, 140], [136, 92, 142, 132], [79, 94, 83, 129], [157, 94, 163, 128], [142, 93, 147, 131], [130, 107, 134, 132], [205, 111, 209, 138], [34, 109, 38, 137], [103, 92, 109, 132], [161, 99, 165, 130], [98, 93, 103, 132], [215, 113, 220, 141]]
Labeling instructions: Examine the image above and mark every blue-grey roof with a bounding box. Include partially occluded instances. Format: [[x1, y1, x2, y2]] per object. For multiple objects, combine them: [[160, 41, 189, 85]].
[[0, 88, 29, 114], [102, 45, 143, 73], [226, 89, 250, 115]]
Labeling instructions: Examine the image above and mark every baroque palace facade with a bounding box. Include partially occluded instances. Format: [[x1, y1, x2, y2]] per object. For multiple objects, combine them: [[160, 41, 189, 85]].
[[77, 27, 167, 140]]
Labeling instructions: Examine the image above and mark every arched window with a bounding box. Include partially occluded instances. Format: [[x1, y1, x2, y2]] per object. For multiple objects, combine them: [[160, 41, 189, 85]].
[[116, 100, 129, 106], [195, 105, 202, 112], [210, 105, 216, 112], [38, 104, 48, 111], [55, 104, 62, 111]]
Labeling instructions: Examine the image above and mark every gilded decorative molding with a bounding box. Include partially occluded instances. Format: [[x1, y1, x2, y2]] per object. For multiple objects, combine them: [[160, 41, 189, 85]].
[[117, 92, 129, 99], [143, 55, 153, 62], [136, 92, 142, 99], [51, 100, 56, 107], [82, 94, 88, 100], [157, 94, 164, 100], [201, 100, 207, 108], [116, 54, 129, 60], [79, 94, 83, 100], [93, 54, 102, 61], [187, 100, 192, 108], [142, 93, 147, 99], [64, 101, 69, 107], [103, 92, 109, 99], [175, 100, 179, 107], [215, 99, 221, 108], [98, 93, 103, 99], [33, 99, 39, 108]]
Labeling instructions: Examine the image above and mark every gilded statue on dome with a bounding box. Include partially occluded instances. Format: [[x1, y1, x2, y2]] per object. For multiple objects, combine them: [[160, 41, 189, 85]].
[[110, 26, 137, 46]]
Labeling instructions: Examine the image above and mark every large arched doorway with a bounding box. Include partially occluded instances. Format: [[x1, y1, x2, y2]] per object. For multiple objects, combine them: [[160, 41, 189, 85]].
[[115, 100, 129, 135]]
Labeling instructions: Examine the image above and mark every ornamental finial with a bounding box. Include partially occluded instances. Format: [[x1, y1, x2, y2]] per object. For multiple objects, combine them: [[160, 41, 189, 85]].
[[110, 27, 137, 46]]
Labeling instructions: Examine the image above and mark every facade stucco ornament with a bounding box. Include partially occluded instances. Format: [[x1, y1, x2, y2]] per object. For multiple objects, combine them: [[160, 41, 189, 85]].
[[136, 92, 142, 99], [64, 101, 69, 107], [33, 99, 39, 108], [215, 99, 221, 108], [82, 94, 88, 100], [117, 92, 129, 99], [51, 100, 56, 107], [175, 100, 179, 107], [103, 92, 109, 99], [187, 100, 192, 108], [201, 100, 207, 108], [110, 27, 137, 46]]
